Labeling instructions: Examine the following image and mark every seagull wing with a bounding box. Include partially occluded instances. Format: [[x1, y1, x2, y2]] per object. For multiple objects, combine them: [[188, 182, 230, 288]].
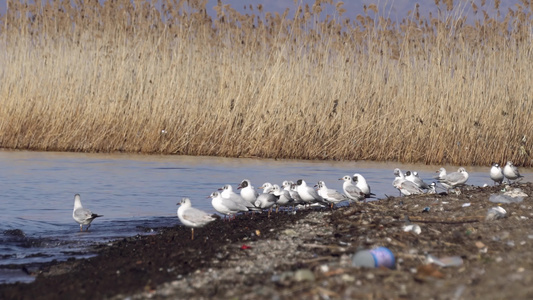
[[183, 207, 215, 223]]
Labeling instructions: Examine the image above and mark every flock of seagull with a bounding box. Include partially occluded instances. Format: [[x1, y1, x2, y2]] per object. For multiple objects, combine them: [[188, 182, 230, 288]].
[[72, 161, 525, 240]]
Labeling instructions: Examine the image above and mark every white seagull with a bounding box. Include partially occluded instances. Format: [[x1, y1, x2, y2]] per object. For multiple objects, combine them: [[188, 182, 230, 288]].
[[434, 168, 447, 181], [296, 179, 325, 206], [352, 173, 375, 198], [340, 175, 365, 202], [238, 179, 259, 207], [405, 171, 429, 190], [427, 182, 438, 194], [393, 177, 424, 196], [316, 181, 348, 208], [177, 198, 216, 240], [271, 184, 293, 211], [503, 161, 523, 184], [490, 163, 504, 185], [392, 168, 406, 196], [437, 167, 469, 194], [219, 184, 259, 211], [209, 191, 248, 220], [72, 194, 103, 232], [283, 181, 303, 206]]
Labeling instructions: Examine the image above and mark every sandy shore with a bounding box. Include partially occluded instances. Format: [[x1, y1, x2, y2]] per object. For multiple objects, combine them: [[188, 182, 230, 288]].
[[2, 183, 533, 299]]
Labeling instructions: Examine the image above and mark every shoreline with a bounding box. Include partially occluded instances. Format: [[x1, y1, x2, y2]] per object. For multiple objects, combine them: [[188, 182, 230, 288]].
[[2, 183, 533, 299]]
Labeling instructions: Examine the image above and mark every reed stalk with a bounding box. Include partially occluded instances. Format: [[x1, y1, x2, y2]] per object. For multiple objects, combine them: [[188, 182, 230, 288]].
[[0, 0, 532, 166]]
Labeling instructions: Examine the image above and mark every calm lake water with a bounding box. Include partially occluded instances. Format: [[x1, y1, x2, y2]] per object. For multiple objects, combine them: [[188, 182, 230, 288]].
[[0, 150, 530, 283]]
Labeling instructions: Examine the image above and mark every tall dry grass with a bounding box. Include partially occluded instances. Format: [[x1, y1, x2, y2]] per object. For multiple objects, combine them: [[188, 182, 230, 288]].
[[0, 0, 532, 166]]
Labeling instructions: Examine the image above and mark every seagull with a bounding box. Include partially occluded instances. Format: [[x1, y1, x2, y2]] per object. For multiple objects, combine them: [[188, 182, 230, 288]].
[[283, 181, 303, 206], [427, 182, 437, 194], [352, 173, 375, 198], [490, 163, 504, 185], [177, 198, 216, 240], [271, 184, 293, 211], [72, 194, 103, 232], [238, 179, 259, 207], [219, 184, 259, 211], [393, 177, 424, 196], [434, 168, 447, 181], [209, 191, 248, 220], [437, 167, 469, 194], [260, 182, 274, 194], [296, 179, 325, 206], [392, 168, 405, 196], [405, 171, 429, 190], [316, 181, 348, 208], [340, 175, 365, 202], [255, 183, 278, 217], [503, 161, 523, 184]]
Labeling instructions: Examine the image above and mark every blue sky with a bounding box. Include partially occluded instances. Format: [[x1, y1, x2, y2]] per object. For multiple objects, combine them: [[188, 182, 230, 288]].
[[0, 0, 522, 23]]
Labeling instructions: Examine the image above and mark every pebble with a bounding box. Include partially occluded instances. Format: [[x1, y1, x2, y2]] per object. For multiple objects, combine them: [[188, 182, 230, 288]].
[[294, 269, 315, 282]]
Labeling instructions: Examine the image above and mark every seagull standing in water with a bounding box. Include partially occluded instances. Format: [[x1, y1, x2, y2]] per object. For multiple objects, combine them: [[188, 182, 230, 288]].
[[405, 171, 429, 190], [490, 163, 504, 185], [434, 168, 447, 181], [393, 177, 424, 196], [72, 194, 103, 232], [352, 173, 375, 198], [503, 161, 523, 184], [392, 168, 406, 196], [177, 198, 216, 240]]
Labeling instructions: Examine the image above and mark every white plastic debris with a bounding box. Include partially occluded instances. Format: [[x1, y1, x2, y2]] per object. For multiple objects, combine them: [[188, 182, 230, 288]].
[[426, 254, 463, 267], [403, 224, 422, 235], [486, 206, 507, 221], [489, 188, 528, 203]]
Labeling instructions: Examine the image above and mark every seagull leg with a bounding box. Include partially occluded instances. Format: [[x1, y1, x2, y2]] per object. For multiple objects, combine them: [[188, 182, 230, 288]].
[[191, 228, 194, 240], [86, 224, 91, 231], [80, 224, 83, 232]]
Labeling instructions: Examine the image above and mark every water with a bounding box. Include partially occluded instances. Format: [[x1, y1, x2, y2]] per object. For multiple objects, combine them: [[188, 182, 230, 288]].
[[0, 150, 530, 283]]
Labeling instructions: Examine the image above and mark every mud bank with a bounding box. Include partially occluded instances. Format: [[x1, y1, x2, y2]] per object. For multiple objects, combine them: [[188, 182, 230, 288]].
[[2, 183, 533, 299]]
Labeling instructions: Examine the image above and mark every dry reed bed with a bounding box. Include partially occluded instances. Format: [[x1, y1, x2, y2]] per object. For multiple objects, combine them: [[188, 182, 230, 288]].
[[0, 0, 532, 166]]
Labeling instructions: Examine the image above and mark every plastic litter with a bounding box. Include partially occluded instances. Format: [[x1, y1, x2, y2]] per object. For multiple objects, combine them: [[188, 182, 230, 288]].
[[352, 247, 395, 269], [403, 224, 421, 235], [486, 207, 507, 221], [489, 194, 524, 203], [426, 254, 463, 267], [489, 187, 528, 203]]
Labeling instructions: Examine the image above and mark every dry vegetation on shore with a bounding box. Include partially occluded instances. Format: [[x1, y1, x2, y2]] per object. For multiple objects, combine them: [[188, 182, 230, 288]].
[[0, 0, 532, 165]]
